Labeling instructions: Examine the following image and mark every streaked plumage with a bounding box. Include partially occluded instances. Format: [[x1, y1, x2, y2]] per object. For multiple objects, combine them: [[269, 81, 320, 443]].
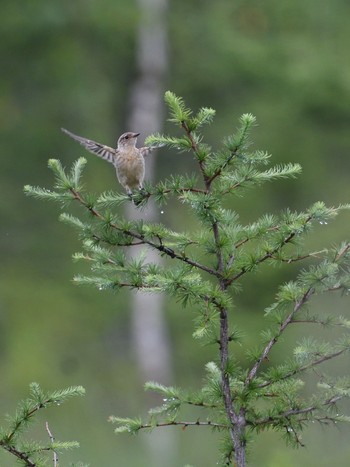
[[61, 128, 157, 194]]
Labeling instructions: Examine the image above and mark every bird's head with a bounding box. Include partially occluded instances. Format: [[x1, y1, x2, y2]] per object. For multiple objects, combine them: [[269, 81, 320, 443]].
[[117, 132, 140, 149]]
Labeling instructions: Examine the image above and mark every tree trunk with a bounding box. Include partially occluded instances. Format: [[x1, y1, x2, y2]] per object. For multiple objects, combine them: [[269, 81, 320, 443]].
[[126, 0, 175, 465]]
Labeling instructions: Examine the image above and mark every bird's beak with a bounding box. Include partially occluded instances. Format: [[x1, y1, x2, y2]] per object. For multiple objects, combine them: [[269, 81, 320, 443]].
[[132, 132, 140, 138]]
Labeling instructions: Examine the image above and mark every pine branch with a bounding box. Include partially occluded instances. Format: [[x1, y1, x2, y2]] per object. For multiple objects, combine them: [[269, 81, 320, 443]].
[[216, 163, 302, 195], [164, 91, 193, 123], [137, 419, 228, 430], [272, 249, 327, 263], [207, 113, 258, 184], [245, 287, 314, 386], [181, 120, 210, 187], [291, 317, 350, 328], [258, 347, 349, 389], [45, 422, 58, 467], [0, 442, 37, 467], [253, 394, 345, 427], [110, 416, 228, 433], [0, 384, 84, 466], [227, 216, 313, 285], [69, 187, 222, 279]]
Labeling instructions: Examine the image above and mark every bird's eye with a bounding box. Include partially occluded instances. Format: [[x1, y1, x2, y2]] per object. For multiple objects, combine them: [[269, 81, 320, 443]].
[[125, 135, 129, 139]]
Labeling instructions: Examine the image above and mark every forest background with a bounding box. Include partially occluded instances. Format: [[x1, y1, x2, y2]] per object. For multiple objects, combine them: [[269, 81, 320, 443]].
[[1, 1, 350, 465]]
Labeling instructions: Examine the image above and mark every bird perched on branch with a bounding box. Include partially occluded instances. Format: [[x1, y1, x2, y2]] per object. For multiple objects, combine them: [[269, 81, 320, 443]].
[[61, 128, 158, 195]]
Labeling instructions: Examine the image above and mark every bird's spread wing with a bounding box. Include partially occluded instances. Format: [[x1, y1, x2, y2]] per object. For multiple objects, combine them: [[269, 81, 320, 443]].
[[139, 145, 164, 157], [61, 128, 116, 164]]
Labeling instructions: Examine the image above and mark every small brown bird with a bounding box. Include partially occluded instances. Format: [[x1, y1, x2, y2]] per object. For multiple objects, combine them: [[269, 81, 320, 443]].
[[62, 128, 158, 194]]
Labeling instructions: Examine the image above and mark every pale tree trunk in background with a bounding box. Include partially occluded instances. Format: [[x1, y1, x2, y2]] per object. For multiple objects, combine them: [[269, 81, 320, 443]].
[[126, 0, 175, 464]]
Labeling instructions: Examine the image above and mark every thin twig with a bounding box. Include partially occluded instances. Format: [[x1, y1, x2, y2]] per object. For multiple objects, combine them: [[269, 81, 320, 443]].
[[149, 186, 206, 197], [69, 188, 222, 279], [272, 249, 327, 263], [228, 218, 313, 285], [245, 287, 314, 386], [335, 243, 350, 262], [291, 318, 349, 327], [45, 422, 58, 467], [138, 420, 228, 430], [6, 401, 51, 445], [259, 347, 347, 390], [207, 150, 239, 185], [181, 121, 211, 189], [252, 394, 344, 427]]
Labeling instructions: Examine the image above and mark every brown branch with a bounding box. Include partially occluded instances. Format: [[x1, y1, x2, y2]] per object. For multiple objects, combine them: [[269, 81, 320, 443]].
[[93, 280, 226, 314], [335, 243, 350, 262], [0, 443, 36, 467], [5, 401, 51, 445], [207, 150, 239, 185], [138, 420, 228, 430], [273, 249, 327, 263], [258, 347, 347, 389], [69, 188, 222, 279], [220, 180, 250, 195], [291, 318, 349, 327], [246, 246, 350, 390], [184, 400, 218, 409], [130, 185, 207, 205], [147, 186, 207, 197], [210, 180, 246, 464], [326, 284, 350, 293], [227, 233, 296, 284], [181, 121, 211, 190], [180, 121, 246, 463], [227, 218, 313, 285], [234, 226, 280, 250], [1, 401, 54, 464], [245, 287, 314, 386], [87, 232, 145, 247], [252, 394, 344, 427], [226, 216, 318, 276]]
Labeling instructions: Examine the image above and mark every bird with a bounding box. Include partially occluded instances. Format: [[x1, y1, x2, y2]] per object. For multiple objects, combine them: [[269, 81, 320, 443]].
[[61, 128, 158, 195]]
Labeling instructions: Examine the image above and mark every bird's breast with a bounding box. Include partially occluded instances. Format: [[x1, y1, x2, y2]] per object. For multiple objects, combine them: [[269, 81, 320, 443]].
[[114, 149, 145, 188]]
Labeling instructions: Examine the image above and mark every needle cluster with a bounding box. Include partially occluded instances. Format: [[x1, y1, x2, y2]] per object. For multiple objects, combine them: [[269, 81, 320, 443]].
[[0, 383, 85, 467]]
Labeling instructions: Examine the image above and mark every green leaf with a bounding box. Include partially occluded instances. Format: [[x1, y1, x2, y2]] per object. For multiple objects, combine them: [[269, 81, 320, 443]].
[[193, 107, 216, 128], [164, 90, 192, 123], [109, 417, 143, 434], [69, 157, 87, 189], [145, 133, 193, 152]]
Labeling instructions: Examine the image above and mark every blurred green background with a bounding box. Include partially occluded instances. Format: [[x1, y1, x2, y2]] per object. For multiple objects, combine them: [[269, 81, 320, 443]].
[[1, 0, 350, 465]]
